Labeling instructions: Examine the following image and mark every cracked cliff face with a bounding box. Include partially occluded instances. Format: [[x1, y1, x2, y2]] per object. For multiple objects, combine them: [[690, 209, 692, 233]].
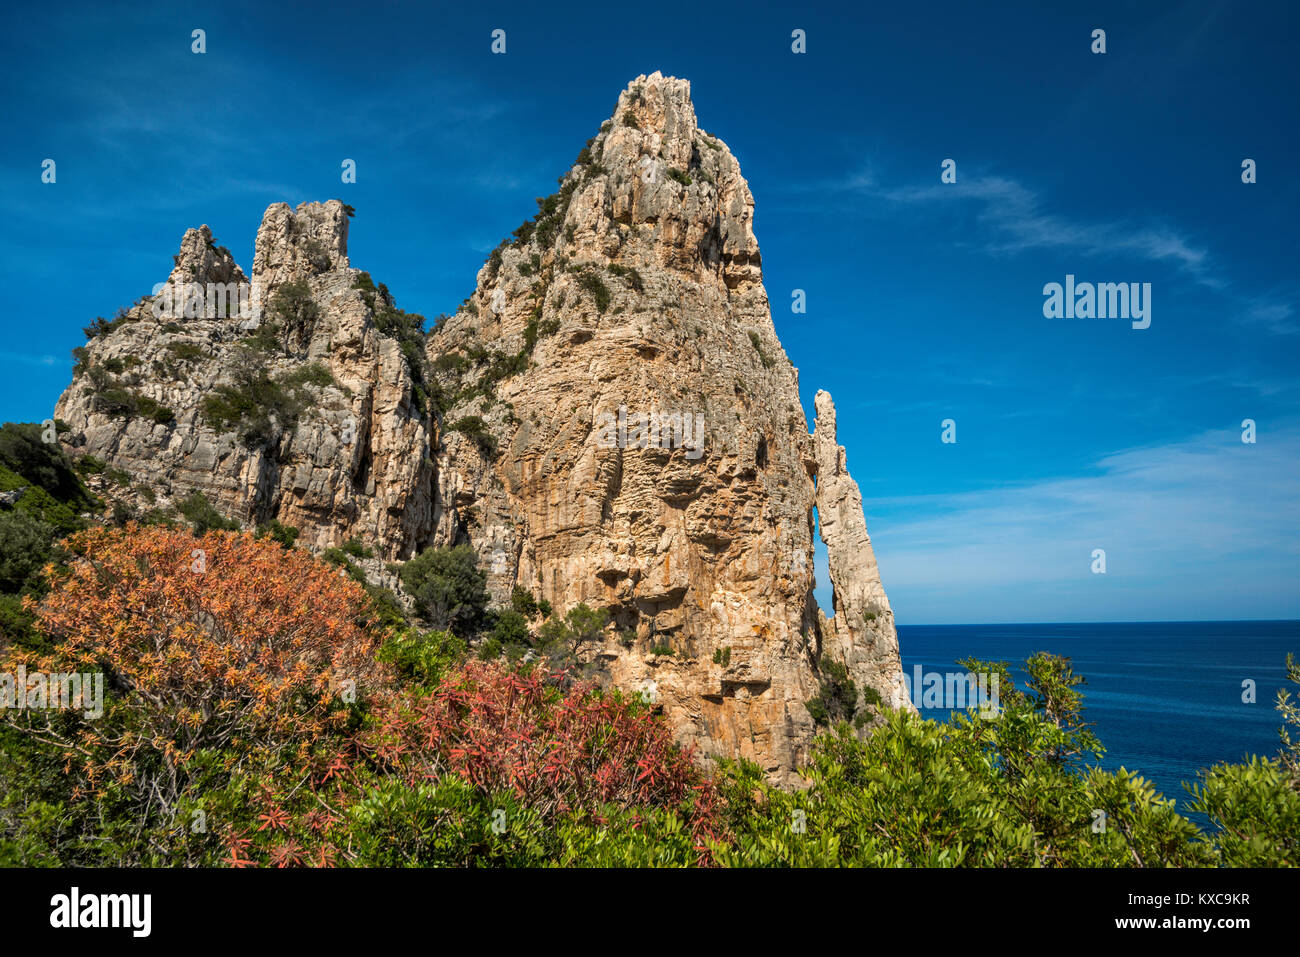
[[51, 73, 910, 785]]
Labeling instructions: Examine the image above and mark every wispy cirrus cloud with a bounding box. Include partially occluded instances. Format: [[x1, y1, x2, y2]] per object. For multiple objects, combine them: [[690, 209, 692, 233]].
[[865, 423, 1300, 623], [1236, 291, 1299, 336], [829, 170, 1216, 282]]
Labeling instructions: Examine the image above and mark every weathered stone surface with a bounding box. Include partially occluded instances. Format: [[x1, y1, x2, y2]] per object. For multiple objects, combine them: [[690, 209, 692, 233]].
[[252, 201, 351, 293], [51, 74, 909, 785]]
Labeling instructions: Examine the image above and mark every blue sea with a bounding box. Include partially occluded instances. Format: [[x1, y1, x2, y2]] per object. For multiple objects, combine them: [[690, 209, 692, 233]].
[[897, 621, 1298, 810]]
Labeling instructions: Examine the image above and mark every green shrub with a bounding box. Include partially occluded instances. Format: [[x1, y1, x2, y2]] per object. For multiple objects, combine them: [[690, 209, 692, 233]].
[[607, 263, 644, 292], [446, 416, 497, 458], [747, 330, 774, 369], [255, 520, 299, 548], [342, 537, 374, 559], [134, 395, 175, 425], [321, 547, 366, 583], [376, 628, 466, 689], [398, 544, 489, 637], [492, 609, 530, 648], [283, 362, 334, 389], [805, 658, 858, 726], [510, 586, 539, 619], [166, 342, 206, 363], [269, 278, 319, 330], [82, 309, 131, 339], [564, 603, 608, 652], [175, 491, 240, 535], [74, 455, 106, 475], [433, 352, 469, 374], [200, 350, 332, 448], [716, 654, 1221, 867], [576, 270, 611, 314], [0, 510, 57, 596], [0, 423, 95, 515]]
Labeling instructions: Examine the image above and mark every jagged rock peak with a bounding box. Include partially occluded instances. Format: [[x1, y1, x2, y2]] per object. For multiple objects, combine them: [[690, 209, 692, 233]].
[[165, 225, 246, 289], [252, 199, 351, 291], [51, 75, 911, 783], [813, 389, 913, 711], [612, 72, 699, 158], [55, 199, 433, 565]]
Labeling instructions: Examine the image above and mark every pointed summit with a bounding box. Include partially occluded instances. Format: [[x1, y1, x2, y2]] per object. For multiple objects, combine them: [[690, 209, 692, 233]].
[[423, 74, 904, 781], [252, 200, 351, 292], [164, 225, 246, 290], [610, 72, 700, 158]]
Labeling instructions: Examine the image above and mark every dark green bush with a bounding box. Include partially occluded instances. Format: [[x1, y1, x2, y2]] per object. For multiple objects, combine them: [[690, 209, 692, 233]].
[[446, 416, 497, 458], [166, 342, 206, 363], [175, 491, 240, 535], [510, 585, 539, 619], [341, 537, 374, 559], [805, 658, 859, 727], [0, 423, 94, 513], [608, 263, 644, 292], [255, 520, 299, 548], [492, 609, 530, 648], [747, 330, 775, 369], [576, 270, 611, 314], [398, 544, 489, 637], [376, 628, 467, 688]]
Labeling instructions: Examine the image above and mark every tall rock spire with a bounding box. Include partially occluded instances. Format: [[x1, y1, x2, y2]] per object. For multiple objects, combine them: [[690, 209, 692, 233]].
[[813, 389, 912, 712], [426, 72, 909, 779]]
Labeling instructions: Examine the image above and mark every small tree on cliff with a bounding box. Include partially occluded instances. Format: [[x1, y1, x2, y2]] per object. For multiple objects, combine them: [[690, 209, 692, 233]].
[[398, 544, 490, 637]]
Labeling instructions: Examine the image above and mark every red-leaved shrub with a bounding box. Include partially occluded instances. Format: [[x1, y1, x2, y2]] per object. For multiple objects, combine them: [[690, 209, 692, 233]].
[[362, 661, 720, 844]]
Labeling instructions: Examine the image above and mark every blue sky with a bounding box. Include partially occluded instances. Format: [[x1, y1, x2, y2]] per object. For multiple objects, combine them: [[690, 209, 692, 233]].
[[2, 0, 1297, 623]]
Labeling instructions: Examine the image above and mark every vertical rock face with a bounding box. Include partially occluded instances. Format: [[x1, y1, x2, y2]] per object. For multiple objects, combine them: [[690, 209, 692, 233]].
[[426, 73, 910, 780], [252, 201, 351, 291], [51, 73, 909, 783]]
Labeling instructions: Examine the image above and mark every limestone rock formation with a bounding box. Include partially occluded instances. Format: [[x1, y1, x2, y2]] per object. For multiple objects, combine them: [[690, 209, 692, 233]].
[[55, 200, 434, 559], [423, 72, 910, 779], [813, 390, 910, 710], [51, 73, 910, 784]]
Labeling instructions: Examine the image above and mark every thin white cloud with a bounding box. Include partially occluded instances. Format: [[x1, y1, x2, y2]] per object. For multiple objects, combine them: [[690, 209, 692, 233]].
[[848, 172, 1214, 280], [868, 423, 1300, 622], [1237, 292, 1298, 336], [0, 351, 60, 368]]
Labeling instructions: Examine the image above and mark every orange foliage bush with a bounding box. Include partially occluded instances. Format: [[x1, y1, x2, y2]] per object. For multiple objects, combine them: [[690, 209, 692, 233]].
[[12, 523, 391, 804]]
